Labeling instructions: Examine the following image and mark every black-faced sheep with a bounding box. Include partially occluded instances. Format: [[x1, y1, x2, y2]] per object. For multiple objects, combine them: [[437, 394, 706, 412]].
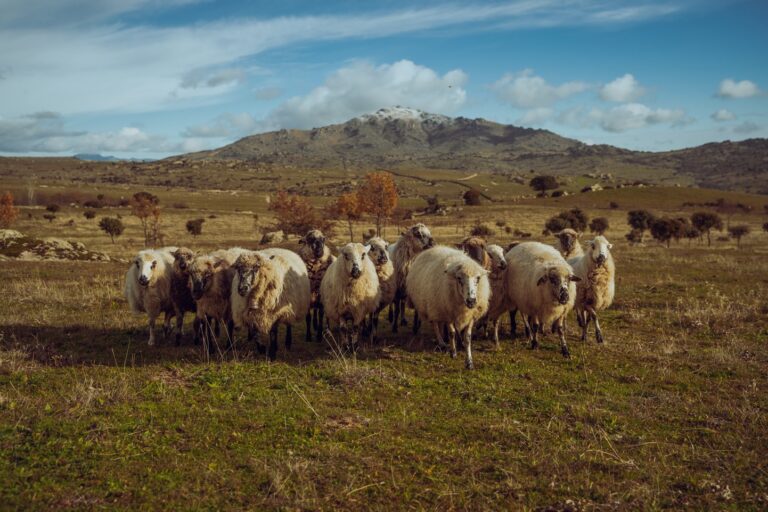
[[124, 247, 177, 346], [388, 223, 435, 333], [298, 229, 335, 343], [554, 228, 584, 259], [406, 246, 490, 369], [568, 235, 615, 344], [320, 243, 380, 351], [365, 237, 396, 337], [484, 243, 510, 348], [505, 242, 580, 358], [231, 248, 311, 361]]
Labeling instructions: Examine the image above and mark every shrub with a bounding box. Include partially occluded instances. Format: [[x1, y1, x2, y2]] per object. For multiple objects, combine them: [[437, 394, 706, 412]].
[[83, 210, 97, 220], [545, 207, 589, 234], [609, 201, 619, 209], [470, 223, 495, 237], [0, 192, 20, 228], [728, 225, 750, 247], [691, 211, 723, 247], [186, 218, 205, 238], [83, 200, 102, 209], [650, 218, 676, 248], [172, 202, 189, 209], [589, 217, 609, 235], [46, 204, 60, 213], [625, 229, 643, 245], [99, 217, 124, 243], [463, 189, 482, 206], [529, 175, 559, 195], [43, 213, 56, 223], [627, 209, 655, 241]]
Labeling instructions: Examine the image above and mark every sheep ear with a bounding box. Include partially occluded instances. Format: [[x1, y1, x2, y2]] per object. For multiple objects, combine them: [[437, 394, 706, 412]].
[[570, 275, 582, 282], [269, 255, 275, 260], [213, 260, 223, 269], [362, 245, 371, 255], [537, 275, 548, 286], [608, 243, 613, 249]]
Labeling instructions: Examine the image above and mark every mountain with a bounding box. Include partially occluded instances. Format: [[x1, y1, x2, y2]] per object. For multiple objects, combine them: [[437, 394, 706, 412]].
[[74, 153, 120, 162], [181, 107, 768, 193]]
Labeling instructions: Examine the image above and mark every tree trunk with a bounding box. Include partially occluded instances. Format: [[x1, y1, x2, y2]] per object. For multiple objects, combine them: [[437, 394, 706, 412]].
[[348, 220, 354, 242], [375, 215, 381, 237], [707, 230, 711, 246]]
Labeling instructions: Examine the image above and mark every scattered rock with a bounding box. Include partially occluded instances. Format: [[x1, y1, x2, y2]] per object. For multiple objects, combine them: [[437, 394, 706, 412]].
[[0, 230, 110, 261], [260, 230, 285, 245]]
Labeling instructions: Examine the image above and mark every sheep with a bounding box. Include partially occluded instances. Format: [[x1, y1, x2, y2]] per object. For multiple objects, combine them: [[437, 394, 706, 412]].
[[124, 247, 177, 346], [568, 235, 615, 344], [554, 228, 584, 259], [231, 248, 311, 361], [320, 243, 381, 351], [169, 247, 200, 345], [457, 236, 491, 270], [388, 223, 435, 333], [298, 229, 335, 342], [406, 246, 489, 369], [484, 243, 510, 349], [187, 252, 237, 354], [364, 237, 396, 337], [505, 242, 580, 358]]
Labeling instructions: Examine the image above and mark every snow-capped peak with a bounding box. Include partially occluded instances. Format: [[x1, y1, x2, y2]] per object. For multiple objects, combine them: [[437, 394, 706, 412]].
[[358, 106, 453, 124]]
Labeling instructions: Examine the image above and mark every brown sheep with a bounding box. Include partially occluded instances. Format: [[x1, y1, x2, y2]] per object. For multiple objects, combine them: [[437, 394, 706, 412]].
[[298, 229, 335, 342]]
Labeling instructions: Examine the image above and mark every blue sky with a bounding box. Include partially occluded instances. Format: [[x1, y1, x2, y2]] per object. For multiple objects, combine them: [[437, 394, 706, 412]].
[[0, 0, 766, 158]]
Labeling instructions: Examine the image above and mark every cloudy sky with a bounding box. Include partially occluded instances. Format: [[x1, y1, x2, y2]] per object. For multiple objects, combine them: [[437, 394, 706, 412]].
[[0, 0, 766, 158]]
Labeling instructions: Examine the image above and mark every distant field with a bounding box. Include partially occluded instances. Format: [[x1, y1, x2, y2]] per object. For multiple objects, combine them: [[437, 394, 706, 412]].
[[1, 167, 767, 509]]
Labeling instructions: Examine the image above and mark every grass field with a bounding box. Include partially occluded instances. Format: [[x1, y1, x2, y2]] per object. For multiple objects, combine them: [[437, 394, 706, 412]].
[[1, 178, 767, 510]]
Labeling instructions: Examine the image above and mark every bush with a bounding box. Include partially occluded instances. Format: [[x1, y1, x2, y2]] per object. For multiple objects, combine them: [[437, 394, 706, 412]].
[[0, 192, 19, 228], [470, 223, 495, 237], [728, 225, 750, 247], [99, 217, 125, 243], [544, 207, 589, 234], [650, 218, 676, 247], [625, 229, 643, 245], [691, 211, 723, 247], [83, 200, 102, 209], [609, 201, 619, 209], [45, 204, 60, 213], [186, 218, 205, 237], [529, 175, 559, 195], [83, 210, 97, 220], [589, 217, 609, 235], [172, 202, 189, 209], [463, 189, 482, 206], [43, 213, 56, 223]]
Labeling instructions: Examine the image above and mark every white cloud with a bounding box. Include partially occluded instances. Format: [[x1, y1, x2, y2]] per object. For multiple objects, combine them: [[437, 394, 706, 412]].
[[180, 68, 246, 89], [266, 60, 467, 129], [491, 69, 587, 108], [733, 121, 760, 134], [517, 108, 555, 126], [598, 103, 691, 132], [182, 112, 261, 138], [254, 86, 282, 101], [599, 73, 645, 102], [710, 109, 736, 122], [717, 78, 761, 99]]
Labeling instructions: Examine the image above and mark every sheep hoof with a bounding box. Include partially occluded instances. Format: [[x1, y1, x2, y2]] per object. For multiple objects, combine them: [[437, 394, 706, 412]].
[[596, 331, 604, 344], [465, 360, 474, 370], [147, 339, 155, 347], [561, 346, 571, 358], [175, 333, 182, 346], [529, 341, 538, 350]]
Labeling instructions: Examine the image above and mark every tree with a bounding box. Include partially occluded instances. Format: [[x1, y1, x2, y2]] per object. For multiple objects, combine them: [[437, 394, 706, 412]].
[[43, 213, 56, 223], [691, 211, 723, 247], [684, 226, 700, 246], [728, 225, 750, 247], [589, 217, 609, 235], [46, 204, 60, 213], [131, 191, 161, 246], [625, 229, 643, 245], [714, 198, 752, 229], [186, 218, 205, 238], [763, 222, 768, 233], [544, 208, 589, 234], [357, 172, 398, 237], [463, 189, 482, 206], [670, 217, 689, 244], [327, 192, 363, 242], [529, 175, 559, 196], [627, 210, 655, 242], [83, 210, 96, 220], [650, 218, 675, 248], [0, 192, 19, 228], [269, 190, 328, 236], [99, 217, 124, 243]]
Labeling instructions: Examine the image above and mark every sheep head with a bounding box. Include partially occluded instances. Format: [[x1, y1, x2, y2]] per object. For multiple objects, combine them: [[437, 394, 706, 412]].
[[587, 236, 613, 267], [405, 223, 434, 250], [446, 261, 488, 309], [486, 244, 507, 271], [233, 253, 266, 297], [300, 229, 327, 259], [365, 237, 389, 266], [536, 266, 581, 305], [172, 247, 196, 273], [187, 255, 225, 300], [555, 229, 580, 253], [134, 251, 160, 287], [340, 243, 370, 280]]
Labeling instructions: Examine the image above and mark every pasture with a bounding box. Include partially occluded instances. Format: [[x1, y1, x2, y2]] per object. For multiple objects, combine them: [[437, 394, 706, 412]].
[[1, 183, 767, 510]]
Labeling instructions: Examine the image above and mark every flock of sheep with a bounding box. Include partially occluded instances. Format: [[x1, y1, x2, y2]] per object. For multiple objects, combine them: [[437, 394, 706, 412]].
[[124, 223, 615, 369]]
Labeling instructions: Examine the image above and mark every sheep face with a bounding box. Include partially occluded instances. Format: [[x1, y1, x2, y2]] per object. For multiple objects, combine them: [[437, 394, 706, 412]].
[[134, 253, 159, 287], [555, 229, 580, 253], [365, 237, 389, 266], [447, 263, 487, 309], [340, 243, 370, 280], [460, 237, 487, 265], [407, 223, 434, 249], [300, 229, 327, 259], [172, 247, 196, 274], [486, 244, 507, 271], [188, 257, 223, 300], [537, 266, 581, 305], [588, 236, 613, 266], [233, 254, 264, 297]]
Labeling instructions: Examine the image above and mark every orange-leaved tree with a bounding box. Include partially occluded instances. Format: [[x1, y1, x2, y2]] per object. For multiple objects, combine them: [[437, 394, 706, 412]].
[[357, 172, 398, 237], [0, 192, 20, 228], [131, 191, 161, 246], [327, 192, 363, 242], [269, 190, 329, 236]]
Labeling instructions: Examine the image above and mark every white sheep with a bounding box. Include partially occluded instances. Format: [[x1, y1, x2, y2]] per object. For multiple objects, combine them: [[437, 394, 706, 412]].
[[298, 230, 336, 343], [568, 235, 615, 344], [554, 228, 584, 259], [124, 246, 177, 346], [406, 246, 490, 369], [231, 248, 311, 361], [505, 242, 580, 358], [320, 243, 381, 351], [484, 243, 510, 349], [365, 236, 396, 336], [388, 223, 435, 333], [187, 252, 237, 354]]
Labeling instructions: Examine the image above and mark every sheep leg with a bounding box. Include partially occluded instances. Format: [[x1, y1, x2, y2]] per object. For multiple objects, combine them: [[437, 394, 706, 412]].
[[492, 318, 501, 350], [315, 305, 325, 343], [350, 323, 359, 353], [163, 312, 173, 340], [192, 317, 201, 345], [225, 319, 235, 351], [556, 319, 570, 358], [580, 310, 590, 342], [147, 314, 157, 346], [248, 326, 265, 354], [576, 308, 586, 328], [464, 321, 475, 370], [588, 307, 604, 344], [391, 299, 400, 333], [285, 324, 292, 351], [207, 317, 218, 355], [268, 324, 279, 361], [412, 310, 421, 335], [509, 309, 518, 339], [400, 300, 408, 326], [174, 310, 185, 346], [526, 316, 538, 350], [432, 322, 447, 351], [305, 312, 312, 342], [387, 303, 393, 322]]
